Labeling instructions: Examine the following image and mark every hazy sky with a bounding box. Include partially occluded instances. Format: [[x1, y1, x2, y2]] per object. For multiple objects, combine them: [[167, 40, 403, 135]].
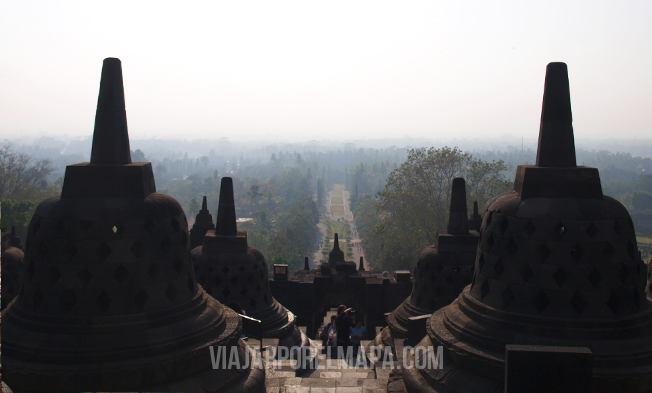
[[1, 1, 651, 142]]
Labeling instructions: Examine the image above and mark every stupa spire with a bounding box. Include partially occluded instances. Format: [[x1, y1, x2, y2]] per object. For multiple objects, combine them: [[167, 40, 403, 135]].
[[446, 177, 470, 235], [216, 177, 237, 236], [201, 195, 208, 211], [90, 58, 132, 165], [328, 232, 345, 266], [536, 62, 576, 168]]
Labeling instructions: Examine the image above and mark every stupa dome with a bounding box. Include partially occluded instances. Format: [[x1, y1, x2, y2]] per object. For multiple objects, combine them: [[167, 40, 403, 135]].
[[403, 63, 652, 393], [192, 177, 307, 349], [379, 177, 477, 346], [1, 58, 263, 392]]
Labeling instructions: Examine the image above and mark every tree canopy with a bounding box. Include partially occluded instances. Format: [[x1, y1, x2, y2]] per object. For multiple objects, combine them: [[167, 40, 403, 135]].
[[1, 144, 61, 241], [378, 147, 508, 244], [354, 147, 509, 271], [0, 144, 55, 200]]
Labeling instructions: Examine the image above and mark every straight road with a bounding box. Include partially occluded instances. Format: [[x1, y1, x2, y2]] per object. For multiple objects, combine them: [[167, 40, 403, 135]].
[[311, 187, 367, 270]]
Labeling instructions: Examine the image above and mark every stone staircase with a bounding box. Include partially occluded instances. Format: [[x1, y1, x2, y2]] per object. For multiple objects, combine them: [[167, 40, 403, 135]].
[[261, 311, 391, 392]]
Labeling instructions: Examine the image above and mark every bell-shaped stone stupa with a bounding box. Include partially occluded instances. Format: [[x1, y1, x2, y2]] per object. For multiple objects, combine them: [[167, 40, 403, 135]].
[[468, 201, 483, 232], [403, 62, 652, 393], [192, 177, 308, 350], [190, 195, 216, 249], [328, 233, 345, 266], [375, 177, 478, 350], [1, 58, 264, 393]]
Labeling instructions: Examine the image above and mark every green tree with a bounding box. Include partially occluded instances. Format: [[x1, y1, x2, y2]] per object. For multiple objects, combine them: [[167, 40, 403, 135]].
[[317, 177, 324, 207], [188, 198, 200, 217], [0, 199, 36, 242], [248, 185, 263, 205], [370, 147, 509, 270], [632, 191, 652, 210], [637, 174, 652, 194], [155, 163, 168, 179], [0, 144, 55, 200], [131, 149, 147, 162], [0, 144, 60, 242]]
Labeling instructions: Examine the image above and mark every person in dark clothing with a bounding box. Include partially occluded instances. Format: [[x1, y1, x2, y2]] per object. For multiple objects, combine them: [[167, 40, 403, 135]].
[[335, 305, 353, 359]]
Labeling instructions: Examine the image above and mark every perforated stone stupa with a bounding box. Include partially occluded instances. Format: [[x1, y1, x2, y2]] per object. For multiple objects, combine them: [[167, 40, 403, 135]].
[[0, 58, 264, 393], [403, 62, 652, 393], [192, 177, 307, 350], [328, 233, 345, 266], [468, 201, 483, 232], [190, 196, 215, 249], [375, 177, 477, 349]]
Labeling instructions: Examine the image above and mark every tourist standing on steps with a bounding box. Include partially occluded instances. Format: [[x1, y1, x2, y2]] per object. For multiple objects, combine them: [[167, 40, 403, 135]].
[[335, 305, 353, 358], [350, 319, 366, 360], [320, 315, 337, 354]]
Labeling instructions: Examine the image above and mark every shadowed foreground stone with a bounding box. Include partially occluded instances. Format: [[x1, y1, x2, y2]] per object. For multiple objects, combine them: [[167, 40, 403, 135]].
[[192, 177, 308, 351], [403, 62, 652, 393], [375, 177, 478, 353], [0, 58, 263, 393]]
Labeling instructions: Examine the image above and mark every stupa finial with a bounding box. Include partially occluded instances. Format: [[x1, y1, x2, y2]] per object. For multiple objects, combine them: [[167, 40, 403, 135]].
[[201, 195, 208, 211], [447, 177, 470, 235], [536, 62, 576, 168], [333, 233, 340, 251], [216, 177, 237, 236], [90, 58, 132, 165]]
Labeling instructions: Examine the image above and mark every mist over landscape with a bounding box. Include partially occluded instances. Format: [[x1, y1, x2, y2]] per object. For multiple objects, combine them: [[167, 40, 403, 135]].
[[3, 132, 652, 270], [3, 2, 652, 391]]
